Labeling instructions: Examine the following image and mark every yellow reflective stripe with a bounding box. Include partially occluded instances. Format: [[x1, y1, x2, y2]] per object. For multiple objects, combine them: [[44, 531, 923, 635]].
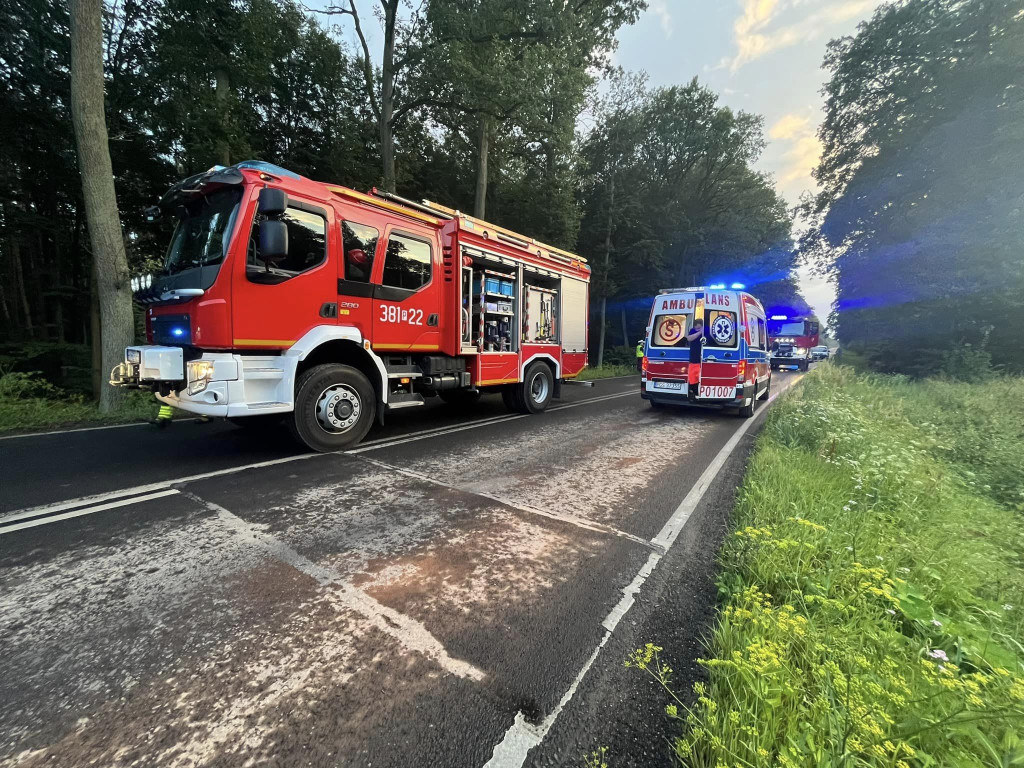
[[233, 338, 295, 347], [476, 378, 519, 386], [372, 343, 440, 351]]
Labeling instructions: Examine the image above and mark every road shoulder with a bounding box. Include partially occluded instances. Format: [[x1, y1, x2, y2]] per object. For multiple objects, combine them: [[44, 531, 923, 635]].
[[523, 410, 766, 767]]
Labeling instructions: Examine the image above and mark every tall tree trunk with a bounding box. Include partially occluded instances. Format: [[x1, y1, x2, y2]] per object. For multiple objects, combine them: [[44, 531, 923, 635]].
[[214, 67, 231, 166], [596, 174, 615, 367], [11, 239, 34, 337], [90, 261, 102, 400], [474, 115, 490, 218], [621, 308, 629, 348], [379, 2, 397, 191], [70, 0, 134, 412]]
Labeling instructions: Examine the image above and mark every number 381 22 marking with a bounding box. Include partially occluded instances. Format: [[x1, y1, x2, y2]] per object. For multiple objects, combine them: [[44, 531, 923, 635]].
[[380, 305, 423, 325]]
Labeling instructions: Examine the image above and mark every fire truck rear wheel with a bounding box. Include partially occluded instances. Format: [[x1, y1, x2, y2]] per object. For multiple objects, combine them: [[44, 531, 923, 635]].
[[290, 364, 376, 452], [517, 362, 554, 414]]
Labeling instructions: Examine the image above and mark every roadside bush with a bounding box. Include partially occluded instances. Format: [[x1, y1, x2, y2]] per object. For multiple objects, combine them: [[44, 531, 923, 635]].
[[0, 367, 155, 432], [631, 364, 1024, 766]]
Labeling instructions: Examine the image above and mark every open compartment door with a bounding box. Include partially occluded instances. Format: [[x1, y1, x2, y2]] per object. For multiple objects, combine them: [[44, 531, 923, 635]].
[[561, 277, 588, 354]]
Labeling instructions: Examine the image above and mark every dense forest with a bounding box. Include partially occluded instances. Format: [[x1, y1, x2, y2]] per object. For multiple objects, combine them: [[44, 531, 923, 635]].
[[1, 0, 807, 397], [804, 0, 1024, 376]]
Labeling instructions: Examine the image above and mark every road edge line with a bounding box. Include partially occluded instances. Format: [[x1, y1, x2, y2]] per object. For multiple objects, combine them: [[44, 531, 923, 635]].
[[483, 374, 802, 768]]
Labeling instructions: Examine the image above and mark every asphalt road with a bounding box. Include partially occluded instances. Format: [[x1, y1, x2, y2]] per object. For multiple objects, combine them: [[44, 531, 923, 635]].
[[0, 371, 803, 768]]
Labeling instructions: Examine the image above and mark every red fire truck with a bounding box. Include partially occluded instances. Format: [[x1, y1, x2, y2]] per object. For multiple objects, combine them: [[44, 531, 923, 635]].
[[110, 161, 590, 451], [767, 313, 820, 371]]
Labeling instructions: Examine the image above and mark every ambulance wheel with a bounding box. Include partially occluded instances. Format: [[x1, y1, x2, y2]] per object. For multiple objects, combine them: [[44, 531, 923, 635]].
[[738, 386, 757, 418], [516, 362, 554, 414], [439, 389, 481, 407], [290, 364, 376, 452]]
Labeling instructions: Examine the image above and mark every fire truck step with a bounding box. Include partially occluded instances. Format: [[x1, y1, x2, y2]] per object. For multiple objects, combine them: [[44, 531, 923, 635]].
[[386, 392, 426, 410]]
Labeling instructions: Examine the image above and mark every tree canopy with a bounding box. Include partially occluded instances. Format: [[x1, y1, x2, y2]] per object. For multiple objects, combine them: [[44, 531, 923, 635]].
[[805, 0, 1024, 375], [0, 0, 810, 384]]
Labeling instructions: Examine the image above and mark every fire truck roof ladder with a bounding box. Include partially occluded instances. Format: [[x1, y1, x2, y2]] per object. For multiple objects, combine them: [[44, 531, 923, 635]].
[[369, 189, 587, 267]]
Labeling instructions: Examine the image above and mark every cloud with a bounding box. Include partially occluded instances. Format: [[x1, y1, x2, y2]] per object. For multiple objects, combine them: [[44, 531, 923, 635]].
[[725, 0, 877, 72], [648, 0, 672, 38], [770, 112, 822, 191]]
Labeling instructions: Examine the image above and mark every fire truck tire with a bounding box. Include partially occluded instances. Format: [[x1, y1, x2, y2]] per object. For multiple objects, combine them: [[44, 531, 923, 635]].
[[439, 389, 482, 407], [800, 360, 809, 372], [290, 364, 376, 452], [517, 362, 554, 414]]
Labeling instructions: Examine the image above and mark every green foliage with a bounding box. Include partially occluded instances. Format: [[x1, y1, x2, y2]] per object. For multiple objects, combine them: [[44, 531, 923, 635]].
[[805, 0, 1024, 375], [632, 365, 1024, 766], [0, 367, 155, 432], [575, 363, 636, 381], [578, 75, 801, 354]]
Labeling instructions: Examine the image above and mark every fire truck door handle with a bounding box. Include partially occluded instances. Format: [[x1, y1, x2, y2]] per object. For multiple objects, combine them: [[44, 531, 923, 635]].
[[319, 302, 338, 319], [427, 313, 439, 326]]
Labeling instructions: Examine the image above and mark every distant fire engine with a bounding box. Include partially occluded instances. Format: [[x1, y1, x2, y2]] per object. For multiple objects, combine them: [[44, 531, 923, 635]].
[[110, 161, 590, 451], [767, 313, 820, 371]]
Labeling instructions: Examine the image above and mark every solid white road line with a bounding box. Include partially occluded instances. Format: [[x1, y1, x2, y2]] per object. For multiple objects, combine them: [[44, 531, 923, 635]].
[[0, 490, 180, 535], [1, 386, 640, 532], [190, 492, 486, 682], [483, 375, 803, 768], [348, 391, 637, 455], [0, 418, 201, 441]]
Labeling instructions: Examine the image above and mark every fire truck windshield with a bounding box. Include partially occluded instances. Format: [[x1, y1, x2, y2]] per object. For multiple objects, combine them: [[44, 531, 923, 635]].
[[162, 187, 242, 277], [767, 320, 806, 337]]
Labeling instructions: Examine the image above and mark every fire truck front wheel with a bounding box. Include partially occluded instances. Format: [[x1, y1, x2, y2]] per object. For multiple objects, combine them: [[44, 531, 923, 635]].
[[290, 364, 376, 452]]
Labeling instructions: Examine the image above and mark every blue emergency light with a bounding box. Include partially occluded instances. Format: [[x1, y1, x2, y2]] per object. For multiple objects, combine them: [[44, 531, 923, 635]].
[[731, 282, 745, 290], [172, 327, 185, 337], [771, 314, 788, 320], [709, 283, 726, 290]]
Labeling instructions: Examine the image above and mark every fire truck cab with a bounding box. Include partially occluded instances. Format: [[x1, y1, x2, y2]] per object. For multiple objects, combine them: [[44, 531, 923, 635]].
[[641, 286, 771, 417], [110, 161, 590, 451], [767, 313, 820, 371]]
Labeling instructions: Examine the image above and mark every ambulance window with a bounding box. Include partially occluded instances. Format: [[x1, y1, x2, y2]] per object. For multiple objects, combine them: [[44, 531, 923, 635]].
[[651, 314, 690, 347], [382, 233, 431, 292], [342, 221, 378, 283], [247, 206, 326, 284], [757, 318, 768, 350], [707, 310, 738, 348], [748, 316, 761, 348]]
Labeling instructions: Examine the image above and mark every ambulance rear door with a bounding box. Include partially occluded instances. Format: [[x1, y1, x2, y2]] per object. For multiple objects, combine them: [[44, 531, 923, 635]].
[[698, 291, 742, 399]]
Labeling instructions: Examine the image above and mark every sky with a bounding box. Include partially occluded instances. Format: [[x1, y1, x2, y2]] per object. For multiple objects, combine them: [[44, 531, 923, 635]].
[[611, 0, 884, 323], [319, 0, 885, 324]]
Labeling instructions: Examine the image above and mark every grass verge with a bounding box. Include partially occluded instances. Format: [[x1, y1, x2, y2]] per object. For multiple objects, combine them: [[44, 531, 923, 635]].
[[576, 364, 638, 381], [0, 370, 157, 433], [630, 364, 1024, 766]]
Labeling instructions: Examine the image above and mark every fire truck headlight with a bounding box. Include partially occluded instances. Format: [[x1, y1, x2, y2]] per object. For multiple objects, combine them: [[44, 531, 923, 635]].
[[794, 346, 806, 356], [187, 360, 215, 395]]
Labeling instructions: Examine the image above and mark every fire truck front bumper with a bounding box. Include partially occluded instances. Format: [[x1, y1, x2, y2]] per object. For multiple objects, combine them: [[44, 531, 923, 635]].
[[110, 346, 297, 418]]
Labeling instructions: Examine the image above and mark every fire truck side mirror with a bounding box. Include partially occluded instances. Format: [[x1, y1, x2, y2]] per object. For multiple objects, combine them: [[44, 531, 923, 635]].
[[258, 188, 288, 217], [259, 220, 289, 263]]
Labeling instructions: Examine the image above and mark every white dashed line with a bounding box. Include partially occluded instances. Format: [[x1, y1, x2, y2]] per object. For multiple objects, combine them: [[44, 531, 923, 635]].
[[189, 492, 487, 682]]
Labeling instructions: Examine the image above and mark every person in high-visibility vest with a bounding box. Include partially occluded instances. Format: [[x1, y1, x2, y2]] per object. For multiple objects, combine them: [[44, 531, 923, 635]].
[[636, 339, 644, 372], [152, 403, 174, 428]]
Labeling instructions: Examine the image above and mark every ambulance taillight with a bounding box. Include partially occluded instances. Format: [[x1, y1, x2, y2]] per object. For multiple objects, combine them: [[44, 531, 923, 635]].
[[737, 360, 746, 382]]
